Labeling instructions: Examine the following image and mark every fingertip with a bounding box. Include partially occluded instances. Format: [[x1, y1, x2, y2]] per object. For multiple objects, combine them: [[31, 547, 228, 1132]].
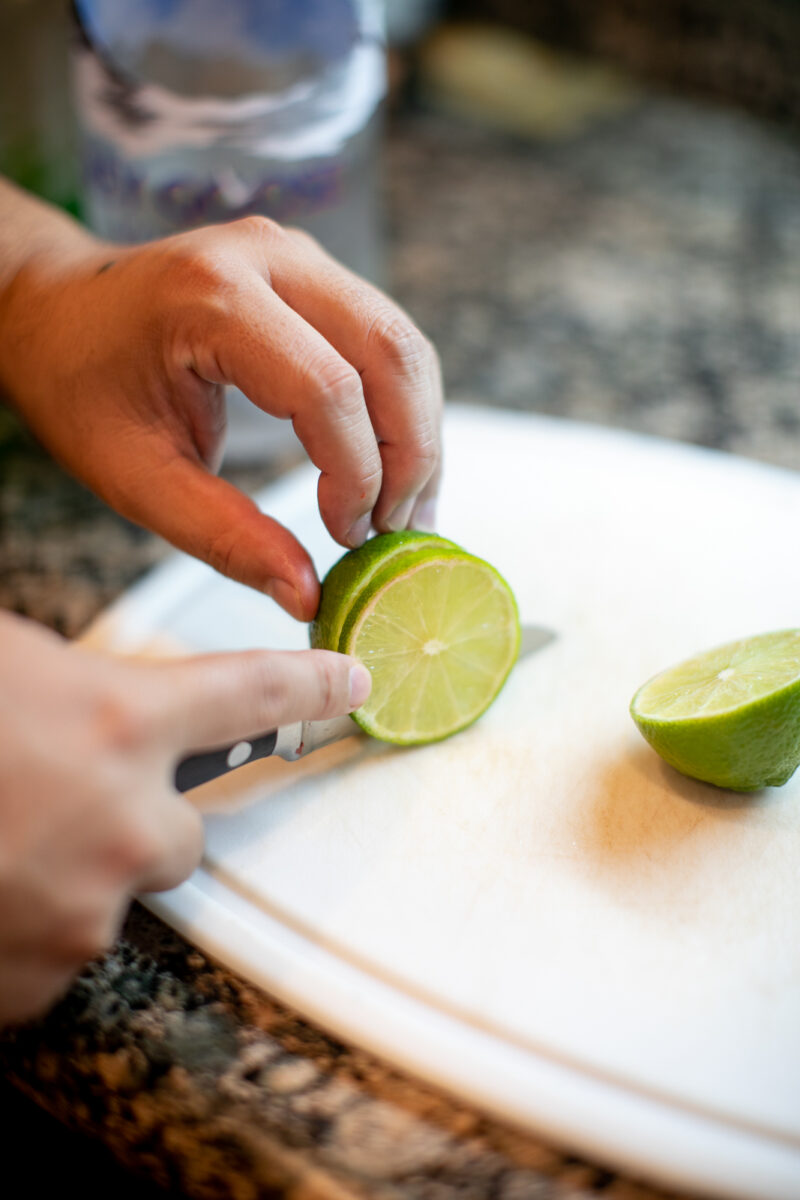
[[263, 563, 320, 622], [348, 662, 372, 709], [266, 578, 309, 621], [382, 496, 420, 534], [135, 796, 205, 894], [410, 497, 437, 532], [345, 512, 373, 548]]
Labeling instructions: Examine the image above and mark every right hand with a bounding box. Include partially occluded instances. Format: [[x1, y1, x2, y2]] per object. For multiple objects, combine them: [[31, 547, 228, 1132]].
[[0, 611, 370, 1026]]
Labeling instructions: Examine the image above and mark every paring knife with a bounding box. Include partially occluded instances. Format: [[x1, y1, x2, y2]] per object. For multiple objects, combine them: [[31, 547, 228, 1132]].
[[174, 624, 556, 792]]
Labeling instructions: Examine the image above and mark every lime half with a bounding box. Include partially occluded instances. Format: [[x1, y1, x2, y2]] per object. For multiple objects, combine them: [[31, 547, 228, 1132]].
[[311, 533, 520, 745], [630, 630, 800, 791]]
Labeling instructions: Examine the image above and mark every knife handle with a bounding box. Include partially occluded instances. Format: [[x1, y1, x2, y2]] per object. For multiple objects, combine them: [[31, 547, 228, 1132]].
[[175, 729, 278, 792]]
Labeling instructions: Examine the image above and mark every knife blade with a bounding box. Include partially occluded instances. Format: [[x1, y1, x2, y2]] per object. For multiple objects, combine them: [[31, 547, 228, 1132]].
[[174, 623, 556, 792]]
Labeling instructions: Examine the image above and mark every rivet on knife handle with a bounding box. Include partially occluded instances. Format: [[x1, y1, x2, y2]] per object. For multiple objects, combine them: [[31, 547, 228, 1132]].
[[174, 730, 279, 792]]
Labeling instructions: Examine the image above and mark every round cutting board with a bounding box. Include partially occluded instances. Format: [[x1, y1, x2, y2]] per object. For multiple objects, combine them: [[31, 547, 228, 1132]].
[[84, 406, 800, 1200]]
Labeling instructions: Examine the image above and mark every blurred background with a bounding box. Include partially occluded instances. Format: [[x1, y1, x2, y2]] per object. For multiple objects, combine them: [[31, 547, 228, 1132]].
[[0, 0, 799, 634], [1, 0, 798, 468]]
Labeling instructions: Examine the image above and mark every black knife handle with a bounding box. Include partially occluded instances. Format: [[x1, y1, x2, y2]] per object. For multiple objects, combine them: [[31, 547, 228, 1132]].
[[174, 729, 279, 792]]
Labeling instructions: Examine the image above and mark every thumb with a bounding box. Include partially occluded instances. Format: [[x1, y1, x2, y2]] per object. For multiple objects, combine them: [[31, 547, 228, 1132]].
[[123, 455, 320, 621], [147, 648, 372, 754]]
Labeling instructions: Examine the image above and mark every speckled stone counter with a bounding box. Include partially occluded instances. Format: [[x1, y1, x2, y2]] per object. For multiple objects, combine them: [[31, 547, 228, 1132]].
[[0, 89, 798, 1199]]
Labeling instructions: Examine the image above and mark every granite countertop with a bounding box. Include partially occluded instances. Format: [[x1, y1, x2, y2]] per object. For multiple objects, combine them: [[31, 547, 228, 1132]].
[[1, 87, 799, 1199]]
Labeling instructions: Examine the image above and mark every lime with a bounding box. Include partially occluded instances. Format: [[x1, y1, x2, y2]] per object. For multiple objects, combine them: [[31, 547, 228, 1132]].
[[311, 532, 520, 745], [311, 530, 459, 654], [630, 630, 800, 791]]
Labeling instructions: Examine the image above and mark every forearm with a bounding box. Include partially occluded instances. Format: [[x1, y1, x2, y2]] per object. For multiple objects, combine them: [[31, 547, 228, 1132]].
[[0, 177, 97, 288]]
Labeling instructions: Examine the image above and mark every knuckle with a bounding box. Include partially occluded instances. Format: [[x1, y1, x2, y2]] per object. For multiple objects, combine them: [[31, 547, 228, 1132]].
[[314, 653, 339, 716], [358, 458, 384, 493], [232, 213, 283, 244], [160, 238, 256, 319], [368, 310, 435, 374], [204, 526, 244, 581], [408, 426, 440, 474], [159, 255, 241, 335], [92, 686, 153, 757], [246, 654, 292, 723], [283, 225, 321, 254], [243, 650, 345, 725], [164, 239, 230, 293], [303, 354, 363, 413]]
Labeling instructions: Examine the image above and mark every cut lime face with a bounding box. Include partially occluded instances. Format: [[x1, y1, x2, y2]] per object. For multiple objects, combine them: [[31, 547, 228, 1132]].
[[310, 531, 459, 655], [311, 533, 520, 745], [630, 630, 800, 791]]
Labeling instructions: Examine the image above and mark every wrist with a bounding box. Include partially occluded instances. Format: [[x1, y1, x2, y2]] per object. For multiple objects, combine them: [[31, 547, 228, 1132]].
[[0, 183, 111, 412]]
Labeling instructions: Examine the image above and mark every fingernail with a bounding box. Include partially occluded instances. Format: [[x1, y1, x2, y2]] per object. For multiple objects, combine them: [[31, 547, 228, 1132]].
[[345, 512, 372, 548], [268, 578, 302, 616], [349, 663, 372, 709], [411, 499, 437, 532], [384, 498, 415, 533]]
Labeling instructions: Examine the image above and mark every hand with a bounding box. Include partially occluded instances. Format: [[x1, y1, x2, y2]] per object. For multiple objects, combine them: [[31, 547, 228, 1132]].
[[0, 205, 443, 621], [0, 611, 370, 1026]]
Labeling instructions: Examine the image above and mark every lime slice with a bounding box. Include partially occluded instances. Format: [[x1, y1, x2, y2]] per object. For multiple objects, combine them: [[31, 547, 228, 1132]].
[[311, 530, 459, 654], [311, 533, 520, 745], [630, 630, 800, 791]]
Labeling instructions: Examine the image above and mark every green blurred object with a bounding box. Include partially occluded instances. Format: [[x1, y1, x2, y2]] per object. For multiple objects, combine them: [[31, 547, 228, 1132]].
[[0, 0, 81, 215]]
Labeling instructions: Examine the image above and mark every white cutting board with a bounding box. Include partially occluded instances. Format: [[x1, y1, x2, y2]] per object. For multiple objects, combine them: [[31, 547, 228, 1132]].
[[83, 406, 800, 1200]]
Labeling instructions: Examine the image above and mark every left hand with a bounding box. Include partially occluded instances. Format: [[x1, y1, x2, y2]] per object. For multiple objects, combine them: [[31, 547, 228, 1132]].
[[0, 213, 442, 621]]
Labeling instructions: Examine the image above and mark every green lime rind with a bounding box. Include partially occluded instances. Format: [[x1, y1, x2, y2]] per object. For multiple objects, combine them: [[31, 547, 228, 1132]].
[[340, 548, 520, 746], [630, 629, 800, 791], [310, 531, 460, 652]]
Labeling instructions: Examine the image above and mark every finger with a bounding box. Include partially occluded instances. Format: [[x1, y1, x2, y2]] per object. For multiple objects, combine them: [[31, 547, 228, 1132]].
[[133, 793, 205, 894], [143, 648, 371, 753], [266, 228, 443, 533], [408, 456, 442, 532], [114, 448, 320, 620], [190, 276, 384, 548], [0, 959, 77, 1026]]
